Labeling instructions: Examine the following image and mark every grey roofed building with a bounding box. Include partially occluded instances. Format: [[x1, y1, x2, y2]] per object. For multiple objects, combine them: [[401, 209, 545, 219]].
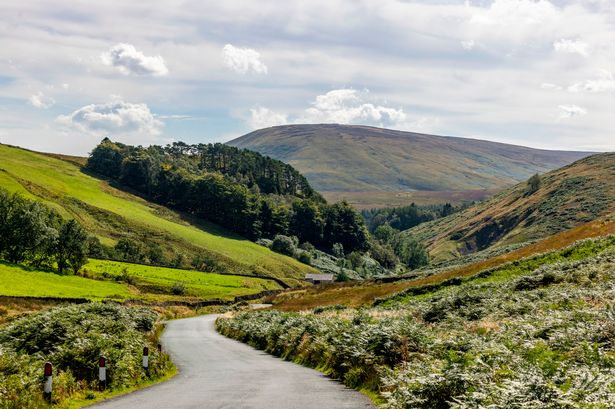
[[305, 273, 334, 284]]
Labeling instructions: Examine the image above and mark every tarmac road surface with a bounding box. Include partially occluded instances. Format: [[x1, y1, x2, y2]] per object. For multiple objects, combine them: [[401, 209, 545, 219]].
[[90, 314, 374, 409]]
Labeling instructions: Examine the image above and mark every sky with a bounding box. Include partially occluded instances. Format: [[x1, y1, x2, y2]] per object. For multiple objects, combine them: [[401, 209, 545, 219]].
[[1, 0, 614, 155]]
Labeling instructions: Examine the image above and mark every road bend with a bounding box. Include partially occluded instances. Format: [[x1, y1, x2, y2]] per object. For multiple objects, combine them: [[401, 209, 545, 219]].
[[90, 314, 375, 409]]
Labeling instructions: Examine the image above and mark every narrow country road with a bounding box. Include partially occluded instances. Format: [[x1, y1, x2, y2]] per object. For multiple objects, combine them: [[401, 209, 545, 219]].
[[90, 314, 374, 409]]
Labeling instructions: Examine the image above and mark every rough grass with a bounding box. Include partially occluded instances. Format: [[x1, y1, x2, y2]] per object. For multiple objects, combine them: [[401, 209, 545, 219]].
[[0, 144, 316, 285]]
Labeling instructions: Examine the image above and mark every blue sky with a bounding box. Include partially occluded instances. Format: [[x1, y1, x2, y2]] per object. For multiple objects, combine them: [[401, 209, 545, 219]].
[[1, 0, 614, 155]]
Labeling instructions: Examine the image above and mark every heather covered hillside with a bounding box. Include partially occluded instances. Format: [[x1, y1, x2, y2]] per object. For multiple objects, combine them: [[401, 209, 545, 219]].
[[405, 152, 615, 263], [229, 124, 591, 193]]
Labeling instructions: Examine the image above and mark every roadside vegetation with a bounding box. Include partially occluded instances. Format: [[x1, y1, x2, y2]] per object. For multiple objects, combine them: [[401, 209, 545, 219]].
[[217, 235, 615, 408], [0, 303, 173, 408]]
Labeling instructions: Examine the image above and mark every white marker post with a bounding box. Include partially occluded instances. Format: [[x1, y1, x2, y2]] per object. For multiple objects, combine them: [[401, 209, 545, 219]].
[[143, 346, 149, 375], [99, 356, 107, 390], [43, 362, 53, 402]]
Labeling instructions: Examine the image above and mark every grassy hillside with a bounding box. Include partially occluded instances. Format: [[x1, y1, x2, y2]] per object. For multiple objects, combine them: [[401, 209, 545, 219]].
[[406, 152, 615, 262], [0, 144, 317, 286], [228, 124, 591, 193]]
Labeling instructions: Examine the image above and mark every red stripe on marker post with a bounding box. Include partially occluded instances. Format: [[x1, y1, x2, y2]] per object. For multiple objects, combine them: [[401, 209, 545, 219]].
[[143, 346, 149, 373], [99, 355, 107, 390], [43, 362, 53, 402]]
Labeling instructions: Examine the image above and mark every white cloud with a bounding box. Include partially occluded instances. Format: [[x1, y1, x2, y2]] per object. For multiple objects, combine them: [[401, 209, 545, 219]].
[[469, 0, 557, 27], [101, 43, 169, 76], [553, 39, 589, 57], [568, 70, 615, 92], [461, 40, 475, 50], [558, 104, 587, 119], [222, 44, 268, 75], [157, 114, 193, 120], [29, 92, 55, 109], [301, 89, 407, 126], [249, 107, 287, 129], [57, 99, 163, 136], [541, 83, 562, 91], [249, 89, 432, 131]]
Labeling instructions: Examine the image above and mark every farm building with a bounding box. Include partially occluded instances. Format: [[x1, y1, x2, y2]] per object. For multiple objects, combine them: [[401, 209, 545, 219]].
[[305, 273, 334, 284]]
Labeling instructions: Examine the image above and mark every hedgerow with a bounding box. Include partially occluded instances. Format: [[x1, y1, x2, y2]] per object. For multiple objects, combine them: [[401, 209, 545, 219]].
[[0, 303, 173, 408], [217, 237, 615, 408]]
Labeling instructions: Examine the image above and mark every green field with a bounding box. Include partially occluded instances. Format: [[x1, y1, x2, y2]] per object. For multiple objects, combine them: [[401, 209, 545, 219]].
[[0, 262, 132, 300], [0, 144, 317, 285], [0, 258, 281, 302], [83, 259, 280, 300]]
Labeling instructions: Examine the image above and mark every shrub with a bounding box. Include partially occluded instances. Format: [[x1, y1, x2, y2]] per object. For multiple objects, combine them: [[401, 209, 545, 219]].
[[298, 252, 312, 265], [332, 243, 345, 258], [171, 281, 186, 295], [270, 235, 296, 256]]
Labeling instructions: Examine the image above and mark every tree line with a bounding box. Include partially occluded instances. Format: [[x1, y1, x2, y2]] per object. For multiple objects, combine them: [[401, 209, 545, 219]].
[[0, 188, 89, 273], [86, 139, 369, 254], [362, 202, 463, 232]]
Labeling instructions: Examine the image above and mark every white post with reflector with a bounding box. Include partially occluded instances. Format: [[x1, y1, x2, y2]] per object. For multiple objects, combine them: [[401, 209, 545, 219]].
[[99, 356, 107, 390], [143, 346, 150, 375], [43, 362, 53, 402]]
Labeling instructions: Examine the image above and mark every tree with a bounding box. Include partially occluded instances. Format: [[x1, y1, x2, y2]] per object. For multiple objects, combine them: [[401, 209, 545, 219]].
[[3, 200, 55, 264], [369, 241, 398, 269], [56, 219, 89, 274], [394, 235, 429, 270], [322, 201, 369, 253], [271, 235, 296, 256], [527, 173, 541, 194], [114, 238, 143, 263], [146, 243, 166, 265], [289, 201, 324, 246], [86, 138, 124, 178], [374, 224, 398, 243]]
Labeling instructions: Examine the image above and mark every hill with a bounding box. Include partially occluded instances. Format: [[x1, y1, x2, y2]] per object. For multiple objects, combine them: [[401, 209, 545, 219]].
[[0, 144, 317, 286], [228, 124, 592, 196], [406, 152, 615, 262]]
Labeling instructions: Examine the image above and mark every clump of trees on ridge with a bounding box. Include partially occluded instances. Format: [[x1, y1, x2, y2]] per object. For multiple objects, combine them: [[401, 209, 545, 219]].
[[87, 138, 369, 254]]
